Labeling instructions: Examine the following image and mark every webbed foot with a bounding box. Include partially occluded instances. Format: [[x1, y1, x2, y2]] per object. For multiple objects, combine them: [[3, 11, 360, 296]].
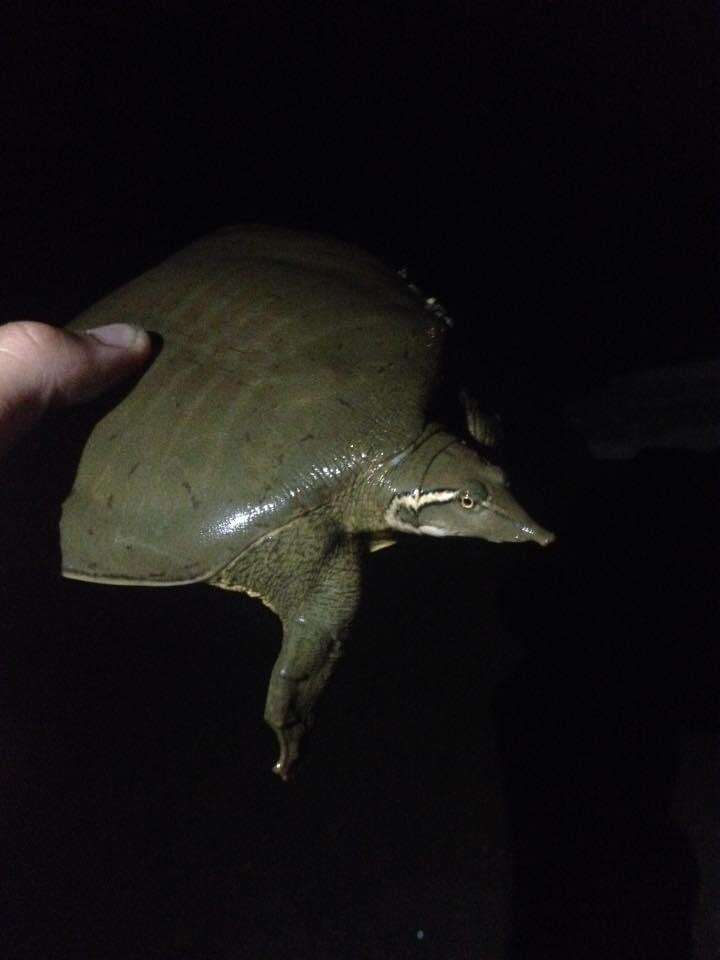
[[264, 626, 339, 780], [271, 722, 307, 780], [265, 671, 315, 780], [262, 539, 360, 779]]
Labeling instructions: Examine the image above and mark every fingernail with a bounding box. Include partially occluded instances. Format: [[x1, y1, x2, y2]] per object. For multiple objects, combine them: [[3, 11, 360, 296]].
[[84, 324, 147, 350]]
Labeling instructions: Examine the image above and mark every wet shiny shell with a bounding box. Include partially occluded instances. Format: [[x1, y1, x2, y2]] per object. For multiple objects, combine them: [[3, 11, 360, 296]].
[[60, 225, 447, 584]]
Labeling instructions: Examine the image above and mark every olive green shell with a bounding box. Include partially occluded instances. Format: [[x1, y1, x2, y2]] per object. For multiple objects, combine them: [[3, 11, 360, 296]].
[[60, 225, 447, 584]]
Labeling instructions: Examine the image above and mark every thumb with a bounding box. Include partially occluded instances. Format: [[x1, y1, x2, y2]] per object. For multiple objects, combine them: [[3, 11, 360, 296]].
[[0, 320, 151, 455]]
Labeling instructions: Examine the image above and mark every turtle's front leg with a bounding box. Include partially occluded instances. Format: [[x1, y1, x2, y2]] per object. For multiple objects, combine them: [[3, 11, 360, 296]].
[[265, 540, 361, 779], [265, 628, 344, 779]]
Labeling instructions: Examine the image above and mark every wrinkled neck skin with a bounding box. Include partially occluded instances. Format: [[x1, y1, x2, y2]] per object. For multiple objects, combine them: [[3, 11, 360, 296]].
[[346, 425, 554, 547]]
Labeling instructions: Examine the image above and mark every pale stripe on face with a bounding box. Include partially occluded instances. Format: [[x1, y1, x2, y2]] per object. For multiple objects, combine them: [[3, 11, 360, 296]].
[[384, 488, 458, 535]]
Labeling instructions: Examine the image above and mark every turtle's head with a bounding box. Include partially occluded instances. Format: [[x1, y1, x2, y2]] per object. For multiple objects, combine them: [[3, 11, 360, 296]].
[[385, 435, 554, 546]]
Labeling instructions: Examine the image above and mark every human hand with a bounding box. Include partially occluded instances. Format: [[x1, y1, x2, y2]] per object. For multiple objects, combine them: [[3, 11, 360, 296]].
[[0, 321, 151, 458]]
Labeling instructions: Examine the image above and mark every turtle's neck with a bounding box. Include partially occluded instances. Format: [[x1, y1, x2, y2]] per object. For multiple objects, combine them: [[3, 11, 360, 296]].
[[340, 425, 462, 534]]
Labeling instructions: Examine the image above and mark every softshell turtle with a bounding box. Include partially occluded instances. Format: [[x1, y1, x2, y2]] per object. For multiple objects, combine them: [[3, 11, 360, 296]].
[[60, 225, 554, 778]]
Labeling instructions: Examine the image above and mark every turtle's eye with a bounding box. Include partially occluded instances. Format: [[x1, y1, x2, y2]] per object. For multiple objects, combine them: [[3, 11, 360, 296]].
[[460, 493, 474, 509]]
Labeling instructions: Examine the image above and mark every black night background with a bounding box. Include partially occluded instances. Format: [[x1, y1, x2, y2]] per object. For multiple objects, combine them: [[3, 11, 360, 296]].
[[2, 3, 717, 958]]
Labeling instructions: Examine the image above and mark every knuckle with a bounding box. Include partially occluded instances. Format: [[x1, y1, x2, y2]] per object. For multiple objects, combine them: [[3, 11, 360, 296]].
[[0, 321, 93, 410], [0, 321, 64, 359]]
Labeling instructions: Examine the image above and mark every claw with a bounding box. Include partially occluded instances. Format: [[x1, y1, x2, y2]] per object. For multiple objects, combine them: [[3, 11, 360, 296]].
[[273, 759, 290, 780], [271, 726, 300, 780], [272, 747, 292, 780]]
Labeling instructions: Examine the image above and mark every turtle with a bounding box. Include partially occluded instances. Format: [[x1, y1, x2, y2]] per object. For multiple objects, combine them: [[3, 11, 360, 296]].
[[60, 224, 554, 779]]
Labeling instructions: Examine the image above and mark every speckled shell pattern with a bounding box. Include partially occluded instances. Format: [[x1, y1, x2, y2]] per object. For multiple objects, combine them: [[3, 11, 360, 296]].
[[60, 225, 447, 584]]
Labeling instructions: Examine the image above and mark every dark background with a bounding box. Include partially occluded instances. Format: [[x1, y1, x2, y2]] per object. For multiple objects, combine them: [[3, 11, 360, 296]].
[[2, 3, 717, 958]]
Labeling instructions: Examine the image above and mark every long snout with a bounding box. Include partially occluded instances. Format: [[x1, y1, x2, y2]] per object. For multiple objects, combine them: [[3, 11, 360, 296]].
[[488, 487, 555, 546], [519, 520, 555, 546]]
